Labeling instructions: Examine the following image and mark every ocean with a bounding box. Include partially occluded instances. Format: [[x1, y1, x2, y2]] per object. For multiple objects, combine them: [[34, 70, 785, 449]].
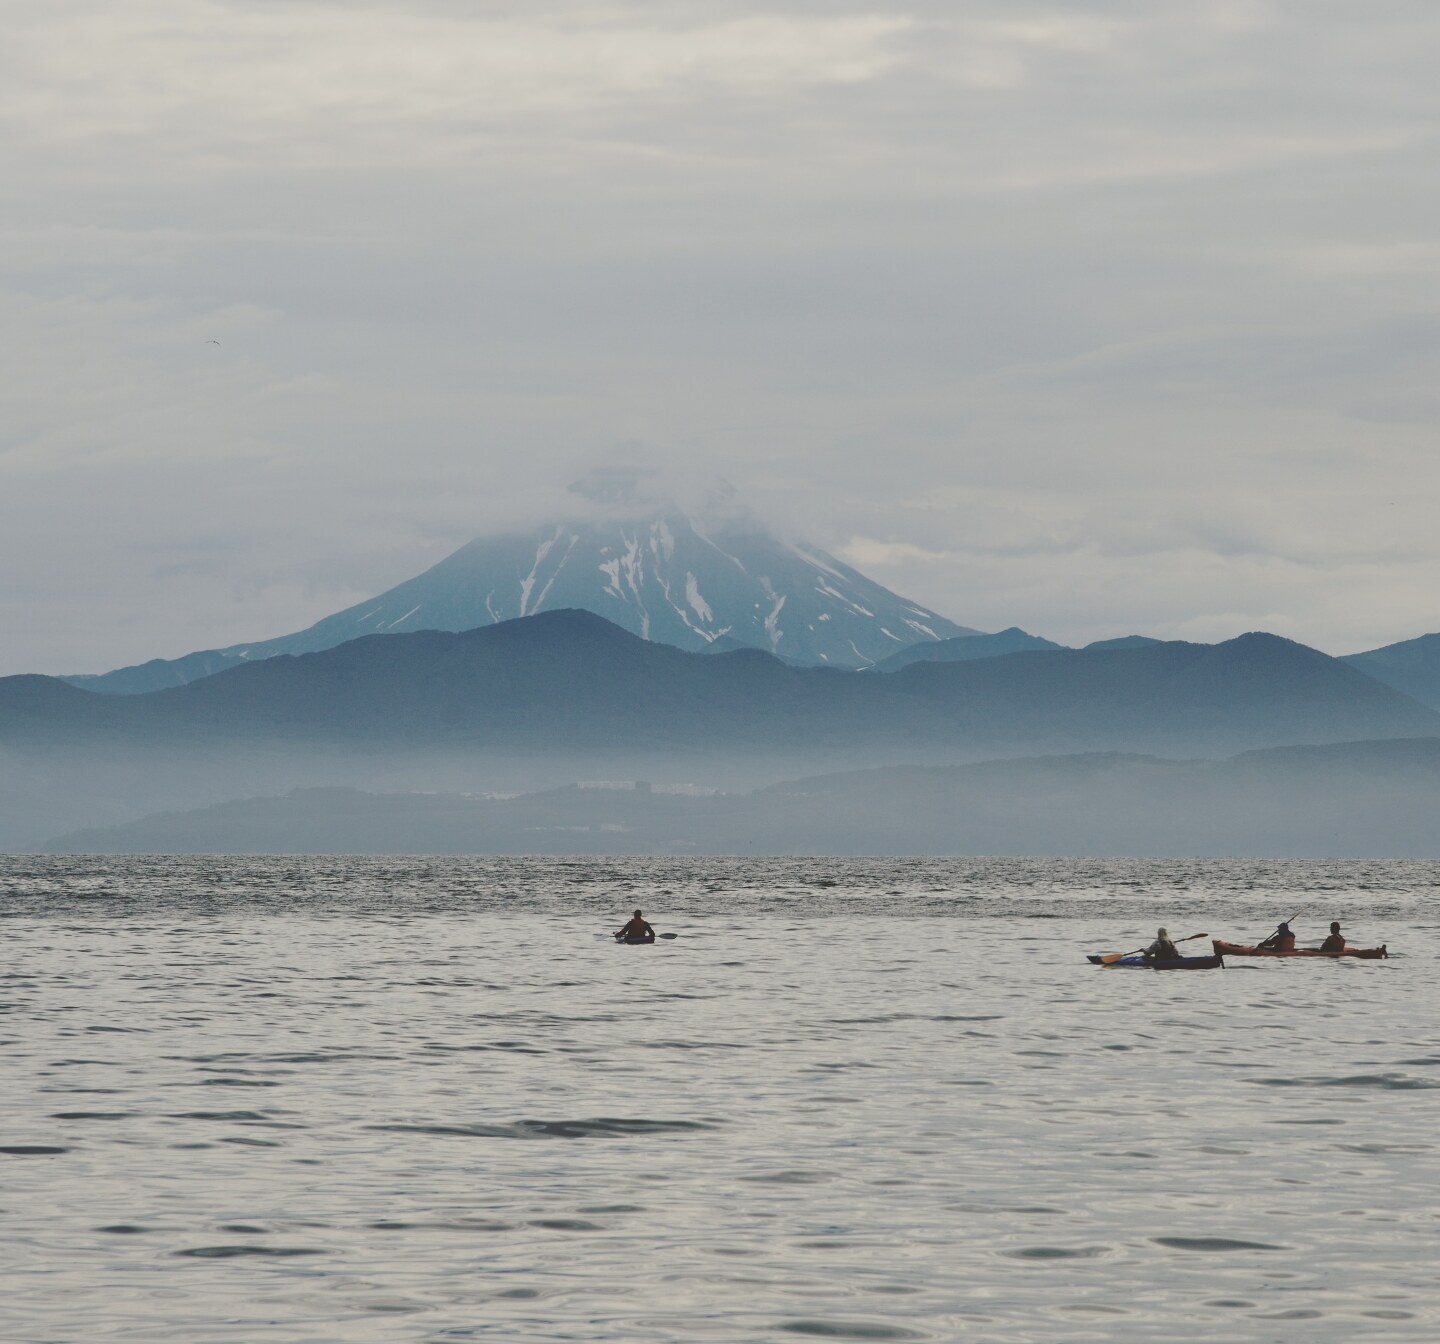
[[2, 854, 1436, 1342]]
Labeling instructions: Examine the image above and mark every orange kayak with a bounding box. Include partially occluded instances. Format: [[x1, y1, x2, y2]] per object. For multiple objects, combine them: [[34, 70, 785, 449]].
[[1212, 940, 1387, 960]]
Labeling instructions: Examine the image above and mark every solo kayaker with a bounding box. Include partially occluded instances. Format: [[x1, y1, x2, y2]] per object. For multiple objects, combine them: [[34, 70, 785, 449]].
[[1258, 921, 1297, 952], [1143, 928, 1180, 962], [616, 909, 655, 942], [1320, 921, 1346, 954]]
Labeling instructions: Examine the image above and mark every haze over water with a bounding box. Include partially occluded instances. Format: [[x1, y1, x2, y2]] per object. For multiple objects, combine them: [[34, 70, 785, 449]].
[[3, 855, 1437, 1342]]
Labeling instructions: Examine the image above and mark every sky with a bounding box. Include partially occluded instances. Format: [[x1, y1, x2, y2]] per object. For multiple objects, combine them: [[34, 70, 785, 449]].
[[3, 0, 1439, 674]]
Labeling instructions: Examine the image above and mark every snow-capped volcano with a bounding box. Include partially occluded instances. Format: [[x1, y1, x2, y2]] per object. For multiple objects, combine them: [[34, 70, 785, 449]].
[[309, 514, 972, 666], [66, 472, 979, 692]]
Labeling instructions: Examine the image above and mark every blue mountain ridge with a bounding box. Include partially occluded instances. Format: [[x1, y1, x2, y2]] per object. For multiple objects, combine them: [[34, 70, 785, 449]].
[[9, 609, 1437, 757], [39, 737, 1440, 858], [6, 609, 1440, 851], [1341, 632, 1440, 711], [868, 627, 1066, 672]]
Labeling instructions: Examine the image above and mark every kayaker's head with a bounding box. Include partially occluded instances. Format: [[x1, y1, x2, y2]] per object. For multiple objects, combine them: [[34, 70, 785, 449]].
[[1330, 921, 1341, 934], [1278, 922, 1290, 932], [634, 909, 643, 918], [1157, 927, 1168, 938]]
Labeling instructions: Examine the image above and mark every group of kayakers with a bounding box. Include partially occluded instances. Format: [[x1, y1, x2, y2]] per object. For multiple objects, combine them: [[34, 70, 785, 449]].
[[619, 911, 1374, 960], [1144, 918, 1353, 963]]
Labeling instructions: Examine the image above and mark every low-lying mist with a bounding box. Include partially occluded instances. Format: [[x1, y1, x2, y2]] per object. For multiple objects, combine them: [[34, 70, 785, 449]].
[[24, 738, 1440, 859]]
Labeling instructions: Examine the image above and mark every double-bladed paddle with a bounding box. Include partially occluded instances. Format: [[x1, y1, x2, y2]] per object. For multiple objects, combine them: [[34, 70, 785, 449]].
[[1098, 932, 1207, 965]]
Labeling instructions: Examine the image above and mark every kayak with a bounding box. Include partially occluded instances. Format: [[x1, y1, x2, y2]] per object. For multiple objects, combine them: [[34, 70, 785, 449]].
[[1087, 954, 1224, 970], [1212, 940, 1387, 959], [614, 934, 656, 945]]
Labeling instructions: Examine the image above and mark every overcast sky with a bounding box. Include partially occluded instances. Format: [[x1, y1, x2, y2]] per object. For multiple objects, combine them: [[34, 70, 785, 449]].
[[4, 1, 1439, 674]]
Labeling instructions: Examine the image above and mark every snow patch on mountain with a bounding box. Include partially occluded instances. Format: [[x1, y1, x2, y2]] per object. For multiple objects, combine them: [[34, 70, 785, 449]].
[[686, 573, 712, 624]]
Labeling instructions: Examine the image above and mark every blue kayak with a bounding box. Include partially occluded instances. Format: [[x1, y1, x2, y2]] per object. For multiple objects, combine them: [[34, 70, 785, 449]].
[[1088, 953, 1223, 970]]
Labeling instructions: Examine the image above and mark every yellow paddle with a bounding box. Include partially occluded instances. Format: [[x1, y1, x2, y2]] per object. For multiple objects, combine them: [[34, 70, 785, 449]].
[[1099, 932, 1208, 965]]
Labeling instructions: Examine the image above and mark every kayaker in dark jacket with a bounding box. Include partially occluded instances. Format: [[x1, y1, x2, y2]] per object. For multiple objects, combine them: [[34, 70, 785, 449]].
[[1143, 928, 1180, 962], [1258, 921, 1296, 952], [1319, 921, 1346, 954], [616, 909, 655, 942]]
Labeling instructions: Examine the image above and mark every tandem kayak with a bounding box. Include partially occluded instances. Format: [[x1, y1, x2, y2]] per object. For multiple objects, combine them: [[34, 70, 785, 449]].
[[1212, 940, 1387, 959], [1087, 954, 1224, 970]]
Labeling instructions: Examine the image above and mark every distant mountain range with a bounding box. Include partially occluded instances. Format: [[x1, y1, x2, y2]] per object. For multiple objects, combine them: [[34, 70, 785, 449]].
[[61, 474, 978, 693], [867, 628, 1171, 673], [875, 628, 1440, 710], [7, 606, 1440, 851], [1341, 633, 1440, 712], [11, 609, 1440, 761], [41, 737, 1440, 858], [868, 626, 1066, 672]]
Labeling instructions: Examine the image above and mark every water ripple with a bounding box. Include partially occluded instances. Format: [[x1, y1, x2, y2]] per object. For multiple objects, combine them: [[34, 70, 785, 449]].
[[1152, 1236, 1288, 1252], [369, 1116, 721, 1140], [173, 1245, 325, 1259]]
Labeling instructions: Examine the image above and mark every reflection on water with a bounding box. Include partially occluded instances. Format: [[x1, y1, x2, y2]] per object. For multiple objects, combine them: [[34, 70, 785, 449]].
[[2, 855, 1438, 1342]]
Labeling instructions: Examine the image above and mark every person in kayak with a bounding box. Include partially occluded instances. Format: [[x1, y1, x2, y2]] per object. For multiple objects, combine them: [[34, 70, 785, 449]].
[[1319, 921, 1346, 954], [615, 909, 655, 942], [1143, 928, 1181, 962], [1258, 921, 1297, 952]]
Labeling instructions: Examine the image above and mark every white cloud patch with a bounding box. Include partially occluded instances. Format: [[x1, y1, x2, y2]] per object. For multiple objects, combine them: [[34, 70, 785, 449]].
[[3, 6, 911, 170]]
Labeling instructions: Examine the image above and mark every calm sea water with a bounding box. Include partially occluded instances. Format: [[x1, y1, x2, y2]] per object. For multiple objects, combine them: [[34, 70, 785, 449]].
[[2, 855, 1437, 1343]]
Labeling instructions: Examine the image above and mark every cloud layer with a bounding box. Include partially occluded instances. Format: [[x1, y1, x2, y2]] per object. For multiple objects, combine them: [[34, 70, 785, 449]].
[[4, 2, 1439, 671]]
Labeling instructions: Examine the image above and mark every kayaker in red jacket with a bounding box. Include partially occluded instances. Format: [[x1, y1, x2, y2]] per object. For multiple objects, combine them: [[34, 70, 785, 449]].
[[1319, 921, 1346, 954], [1258, 921, 1297, 952]]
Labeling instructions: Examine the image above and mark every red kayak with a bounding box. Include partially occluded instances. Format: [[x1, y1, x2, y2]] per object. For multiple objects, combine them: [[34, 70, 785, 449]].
[[1212, 940, 1387, 960]]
